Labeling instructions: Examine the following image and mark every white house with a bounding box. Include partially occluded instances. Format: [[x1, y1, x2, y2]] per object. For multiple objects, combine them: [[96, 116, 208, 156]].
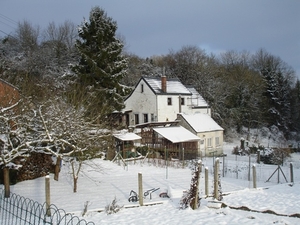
[[176, 113, 224, 157], [123, 76, 210, 126]]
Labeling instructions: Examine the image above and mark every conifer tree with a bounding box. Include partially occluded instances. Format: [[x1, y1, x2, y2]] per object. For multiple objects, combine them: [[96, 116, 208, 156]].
[[72, 6, 130, 119]]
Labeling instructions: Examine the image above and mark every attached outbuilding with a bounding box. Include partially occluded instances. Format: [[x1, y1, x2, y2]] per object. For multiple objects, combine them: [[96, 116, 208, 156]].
[[176, 113, 224, 157]]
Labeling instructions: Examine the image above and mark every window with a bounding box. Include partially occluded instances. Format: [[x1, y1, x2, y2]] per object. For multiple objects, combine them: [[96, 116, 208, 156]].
[[167, 97, 172, 105], [181, 97, 185, 105], [215, 137, 220, 146], [151, 114, 155, 122], [207, 138, 212, 147], [135, 114, 139, 125], [141, 84, 144, 93], [143, 114, 148, 123]]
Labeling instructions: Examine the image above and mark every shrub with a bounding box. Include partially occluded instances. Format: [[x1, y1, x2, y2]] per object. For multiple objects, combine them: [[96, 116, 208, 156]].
[[105, 197, 123, 215]]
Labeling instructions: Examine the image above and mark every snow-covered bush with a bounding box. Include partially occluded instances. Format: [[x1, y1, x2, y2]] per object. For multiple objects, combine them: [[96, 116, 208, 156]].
[[260, 147, 291, 165]]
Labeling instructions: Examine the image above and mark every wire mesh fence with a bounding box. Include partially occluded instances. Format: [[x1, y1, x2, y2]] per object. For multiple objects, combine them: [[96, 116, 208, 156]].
[[0, 189, 95, 225]]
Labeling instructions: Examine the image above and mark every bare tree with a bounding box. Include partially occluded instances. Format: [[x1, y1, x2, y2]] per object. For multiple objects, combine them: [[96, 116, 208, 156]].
[[42, 20, 78, 65], [15, 20, 40, 52]]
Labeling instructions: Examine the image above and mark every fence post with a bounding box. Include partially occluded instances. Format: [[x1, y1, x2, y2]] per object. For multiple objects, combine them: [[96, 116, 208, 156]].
[[214, 158, 219, 200], [138, 172, 143, 206], [252, 164, 257, 188], [3, 167, 10, 198], [182, 148, 185, 168], [205, 167, 209, 196], [45, 175, 51, 216], [290, 162, 294, 183], [248, 155, 251, 181]]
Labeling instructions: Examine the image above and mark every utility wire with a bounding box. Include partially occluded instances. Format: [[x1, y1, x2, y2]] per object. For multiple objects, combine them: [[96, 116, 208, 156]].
[[0, 13, 18, 37], [0, 13, 18, 26], [0, 20, 16, 30]]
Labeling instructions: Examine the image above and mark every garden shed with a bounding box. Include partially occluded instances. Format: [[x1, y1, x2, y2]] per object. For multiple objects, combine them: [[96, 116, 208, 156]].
[[114, 132, 142, 159]]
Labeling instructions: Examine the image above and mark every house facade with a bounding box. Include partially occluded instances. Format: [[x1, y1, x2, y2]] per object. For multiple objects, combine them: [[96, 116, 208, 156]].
[[176, 113, 224, 157], [123, 76, 210, 126]]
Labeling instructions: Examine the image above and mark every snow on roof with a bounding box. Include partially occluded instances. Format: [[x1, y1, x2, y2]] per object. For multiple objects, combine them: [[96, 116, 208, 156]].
[[186, 87, 209, 107], [179, 113, 223, 133], [143, 77, 191, 94], [153, 126, 201, 143], [114, 132, 141, 141]]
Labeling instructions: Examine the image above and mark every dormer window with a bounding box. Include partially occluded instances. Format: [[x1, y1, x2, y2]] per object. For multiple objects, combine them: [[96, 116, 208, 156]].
[[141, 84, 144, 93]]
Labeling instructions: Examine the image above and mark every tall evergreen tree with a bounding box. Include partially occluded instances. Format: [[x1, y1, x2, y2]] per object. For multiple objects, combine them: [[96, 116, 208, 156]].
[[72, 6, 130, 119], [290, 80, 300, 133], [252, 49, 295, 135]]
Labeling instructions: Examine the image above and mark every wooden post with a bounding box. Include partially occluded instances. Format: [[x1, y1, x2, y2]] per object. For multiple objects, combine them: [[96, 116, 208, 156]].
[[222, 154, 225, 177], [182, 148, 185, 168], [214, 158, 219, 200], [138, 173, 143, 206], [45, 175, 51, 216], [3, 167, 10, 198], [252, 164, 257, 188], [205, 167, 209, 196], [54, 155, 62, 181], [248, 154, 251, 181], [277, 165, 280, 183], [165, 147, 168, 179], [290, 162, 294, 183]]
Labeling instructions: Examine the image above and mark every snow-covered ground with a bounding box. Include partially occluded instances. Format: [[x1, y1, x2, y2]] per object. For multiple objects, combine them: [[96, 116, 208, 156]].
[[2, 141, 300, 224]]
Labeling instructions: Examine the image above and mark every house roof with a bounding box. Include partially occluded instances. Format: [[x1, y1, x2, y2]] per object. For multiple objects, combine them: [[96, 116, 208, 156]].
[[178, 113, 223, 133], [153, 126, 201, 143], [124, 76, 209, 108], [114, 132, 142, 141], [143, 76, 191, 95]]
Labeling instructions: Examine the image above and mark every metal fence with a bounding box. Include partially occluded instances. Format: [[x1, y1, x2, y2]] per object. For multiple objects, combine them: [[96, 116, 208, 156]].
[[0, 189, 95, 225]]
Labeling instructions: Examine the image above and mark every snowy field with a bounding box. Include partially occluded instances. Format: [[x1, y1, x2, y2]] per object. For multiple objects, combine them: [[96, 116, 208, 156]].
[[2, 142, 300, 224]]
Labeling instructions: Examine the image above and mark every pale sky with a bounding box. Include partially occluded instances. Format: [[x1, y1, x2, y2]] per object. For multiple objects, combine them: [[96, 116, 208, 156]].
[[1, 0, 299, 77]]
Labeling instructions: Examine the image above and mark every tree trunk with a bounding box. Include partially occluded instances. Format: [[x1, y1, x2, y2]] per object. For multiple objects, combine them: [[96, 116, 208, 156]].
[[73, 176, 78, 193], [3, 167, 10, 198], [54, 155, 62, 181]]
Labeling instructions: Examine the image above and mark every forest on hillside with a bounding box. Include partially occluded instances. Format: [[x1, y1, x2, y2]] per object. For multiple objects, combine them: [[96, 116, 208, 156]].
[[1, 7, 300, 142]]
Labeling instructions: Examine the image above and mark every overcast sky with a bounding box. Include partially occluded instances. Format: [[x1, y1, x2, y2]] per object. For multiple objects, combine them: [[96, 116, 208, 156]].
[[1, 0, 299, 77]]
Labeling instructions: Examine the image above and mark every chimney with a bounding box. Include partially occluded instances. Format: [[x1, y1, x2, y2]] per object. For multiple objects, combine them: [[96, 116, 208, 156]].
[[161, 67, 167, 92], [161, 76, 167, 93]]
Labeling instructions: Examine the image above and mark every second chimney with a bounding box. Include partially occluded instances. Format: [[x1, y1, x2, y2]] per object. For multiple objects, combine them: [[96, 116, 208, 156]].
[[161, 75, 167, 93]]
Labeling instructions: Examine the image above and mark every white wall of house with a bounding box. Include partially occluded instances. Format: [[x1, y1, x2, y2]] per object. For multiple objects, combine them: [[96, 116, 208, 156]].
[[198, 131, 223, 157], [156, 95, 211, 122], [124, 80, 157, 125], [191, 107, 211, 116], [157, 95, 181, 122]]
